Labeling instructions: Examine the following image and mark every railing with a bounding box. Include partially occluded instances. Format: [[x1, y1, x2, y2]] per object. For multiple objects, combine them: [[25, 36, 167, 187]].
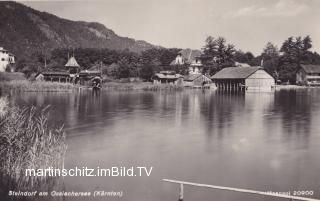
[[163, 179, 320, 201]]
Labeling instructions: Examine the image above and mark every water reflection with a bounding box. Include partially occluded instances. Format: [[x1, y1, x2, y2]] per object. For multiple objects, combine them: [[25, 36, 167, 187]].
[[6, 89, 320, 201]]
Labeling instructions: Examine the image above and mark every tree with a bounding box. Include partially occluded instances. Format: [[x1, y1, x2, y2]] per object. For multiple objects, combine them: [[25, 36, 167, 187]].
[[201, 36, 236, 75], [263, 42, 279, 59], [261, 42, 280, 80], [278, 36, 313, 83], [234, 50, 254, 63]]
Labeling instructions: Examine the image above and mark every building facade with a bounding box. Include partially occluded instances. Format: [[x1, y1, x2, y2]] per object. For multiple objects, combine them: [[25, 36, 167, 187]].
[[170, 49, 203, 75], [211, 67, 275, 90], [296, 64, 320, 86], [0, 47, 15, 72]]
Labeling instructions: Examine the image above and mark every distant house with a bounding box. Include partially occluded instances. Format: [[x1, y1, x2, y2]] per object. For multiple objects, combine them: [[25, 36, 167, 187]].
[[296, 64, 320, 86], [153, 71, 183, 85], [235, 62, 250, 67], [0, 47, 15, 72], [211, 67, 275, 90], [183, 74, 212, 87], [170, 49, 203, 75]]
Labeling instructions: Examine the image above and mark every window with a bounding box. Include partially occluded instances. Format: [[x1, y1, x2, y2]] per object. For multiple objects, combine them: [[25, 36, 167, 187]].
[[1, 58, 5, 61]]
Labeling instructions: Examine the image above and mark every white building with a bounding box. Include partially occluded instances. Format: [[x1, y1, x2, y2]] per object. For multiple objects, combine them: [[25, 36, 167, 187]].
[[170, 49, 203, 75], [0, 47, 15, 72]]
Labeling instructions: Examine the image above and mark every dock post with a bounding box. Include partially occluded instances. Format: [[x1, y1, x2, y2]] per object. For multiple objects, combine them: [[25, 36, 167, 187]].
[[179, 183, 184, 201]]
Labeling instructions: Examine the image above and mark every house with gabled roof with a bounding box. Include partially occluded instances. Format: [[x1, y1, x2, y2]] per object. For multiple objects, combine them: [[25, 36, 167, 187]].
[[211, 67, 275, 90], [170, 49, 203, 75], [296, 64, 320, 86]]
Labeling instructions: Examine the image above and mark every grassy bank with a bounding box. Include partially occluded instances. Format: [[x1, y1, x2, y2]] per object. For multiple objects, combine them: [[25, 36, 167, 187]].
[[0, 80, 77, 92], [0, 97, 67, 198]]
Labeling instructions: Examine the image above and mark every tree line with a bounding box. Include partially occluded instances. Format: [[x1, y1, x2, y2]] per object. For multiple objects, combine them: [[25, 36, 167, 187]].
[[201, 35, 320, 83], [12, 35, 320, 83]]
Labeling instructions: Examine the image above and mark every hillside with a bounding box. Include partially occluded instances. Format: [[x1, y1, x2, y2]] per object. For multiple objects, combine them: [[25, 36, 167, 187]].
[[0, 1, 157, 60]]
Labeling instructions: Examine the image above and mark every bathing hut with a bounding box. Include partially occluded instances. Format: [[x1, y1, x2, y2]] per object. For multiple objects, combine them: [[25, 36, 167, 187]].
[[211, 67, 275, 90]]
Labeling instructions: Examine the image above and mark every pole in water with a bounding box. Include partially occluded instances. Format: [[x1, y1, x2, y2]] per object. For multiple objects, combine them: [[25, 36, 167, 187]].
[[179, 183, 184, 201]]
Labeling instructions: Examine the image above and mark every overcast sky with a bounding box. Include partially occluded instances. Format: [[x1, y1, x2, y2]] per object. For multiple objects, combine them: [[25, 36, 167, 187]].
[[19, 0, 320, 55]]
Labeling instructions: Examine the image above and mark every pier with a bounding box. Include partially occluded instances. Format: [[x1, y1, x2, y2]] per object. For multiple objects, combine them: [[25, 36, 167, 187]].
[[163, 179, 320, 201]]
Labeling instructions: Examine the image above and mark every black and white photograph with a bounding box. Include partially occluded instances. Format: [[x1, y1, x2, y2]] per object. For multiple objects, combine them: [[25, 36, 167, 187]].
[[1, 0, 320, 201]]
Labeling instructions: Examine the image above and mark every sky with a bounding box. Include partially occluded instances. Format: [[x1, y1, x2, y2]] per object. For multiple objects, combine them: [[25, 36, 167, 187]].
[[18, 0, 320, 55]]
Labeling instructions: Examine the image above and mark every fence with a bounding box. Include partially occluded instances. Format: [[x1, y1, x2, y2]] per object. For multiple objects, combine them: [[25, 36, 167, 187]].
[[163, 179, 320, 201]]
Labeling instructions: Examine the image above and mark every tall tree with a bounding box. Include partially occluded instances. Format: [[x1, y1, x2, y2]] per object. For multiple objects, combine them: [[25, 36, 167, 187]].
[[234, 50, 254, 64], [201, 36, 235, 75], [261, 42, 280, 80], [278, 36, 312, 83]]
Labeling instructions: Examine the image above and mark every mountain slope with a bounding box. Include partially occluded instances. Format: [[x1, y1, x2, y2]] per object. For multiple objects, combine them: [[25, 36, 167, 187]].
[[0, 1, 157, 60]]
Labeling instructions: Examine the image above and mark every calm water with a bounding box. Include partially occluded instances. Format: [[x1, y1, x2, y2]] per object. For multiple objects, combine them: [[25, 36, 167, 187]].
[[9, 89, 320, 201]]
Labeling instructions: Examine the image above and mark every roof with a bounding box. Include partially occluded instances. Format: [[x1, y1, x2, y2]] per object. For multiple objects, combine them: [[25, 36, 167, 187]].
[[211, 67, 262, 79], [154, 73, 182, 79], [41, 71, 70, 76], [180, 49, 201, 63], [300, 64, 320, 73], [0, 47, 8, 52], [79, 70, 101, 76], [65, 56, 80, 67], [235, 62, 250, 67], [170, 49, 202, 65], [184, 74, 208, 81]]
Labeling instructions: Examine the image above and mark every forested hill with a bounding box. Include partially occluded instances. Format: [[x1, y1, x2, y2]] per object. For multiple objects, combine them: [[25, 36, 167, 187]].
[[0, 1, 157, 60]]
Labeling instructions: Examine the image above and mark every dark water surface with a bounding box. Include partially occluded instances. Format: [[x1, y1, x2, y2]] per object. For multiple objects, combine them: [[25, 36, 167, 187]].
[[10, 89, 320, 201]]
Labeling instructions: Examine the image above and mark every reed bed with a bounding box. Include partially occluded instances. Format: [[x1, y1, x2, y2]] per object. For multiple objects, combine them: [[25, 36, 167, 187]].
[[0, 80, 77, 92], [0, 97, 67, 200]]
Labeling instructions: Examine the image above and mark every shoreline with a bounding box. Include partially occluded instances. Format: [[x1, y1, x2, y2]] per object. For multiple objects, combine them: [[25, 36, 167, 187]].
[[0, 80, 319, 93]]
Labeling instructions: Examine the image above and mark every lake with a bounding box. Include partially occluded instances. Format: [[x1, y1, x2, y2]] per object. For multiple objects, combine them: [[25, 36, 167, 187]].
[[10, 89, 320, 201]]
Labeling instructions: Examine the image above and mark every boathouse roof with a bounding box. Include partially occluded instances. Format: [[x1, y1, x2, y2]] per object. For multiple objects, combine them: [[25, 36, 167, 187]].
[[184, 74, 210, 81], [154, 72, 183, 79], [65, 56, 80, 67], [300, 64, 320, 73], [41, 71, 70, 76], [211, 67, 262, 79]]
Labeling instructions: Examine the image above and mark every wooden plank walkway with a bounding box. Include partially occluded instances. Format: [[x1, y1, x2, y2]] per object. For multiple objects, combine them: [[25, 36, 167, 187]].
[[163, 179, 320, 201]]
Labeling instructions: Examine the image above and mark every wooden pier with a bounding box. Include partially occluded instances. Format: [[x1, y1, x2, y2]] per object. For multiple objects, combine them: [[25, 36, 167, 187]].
[[163, 179, 320, 201]]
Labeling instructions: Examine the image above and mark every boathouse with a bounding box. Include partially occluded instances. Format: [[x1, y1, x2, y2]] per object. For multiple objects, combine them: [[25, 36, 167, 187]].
[[38, 56, 80, 83], [211, 67, 275, 90], [183, 74, 212, 87], [153, 71, 183, 85], [296, 64, 320, 86]]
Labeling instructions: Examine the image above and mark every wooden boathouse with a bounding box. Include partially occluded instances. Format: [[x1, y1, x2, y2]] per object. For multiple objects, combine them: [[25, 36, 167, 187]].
[[153, 71, 183, 85], [36, 56, 102, 85], [211, 67, 275, 90], [183, 74, 212, 87]]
